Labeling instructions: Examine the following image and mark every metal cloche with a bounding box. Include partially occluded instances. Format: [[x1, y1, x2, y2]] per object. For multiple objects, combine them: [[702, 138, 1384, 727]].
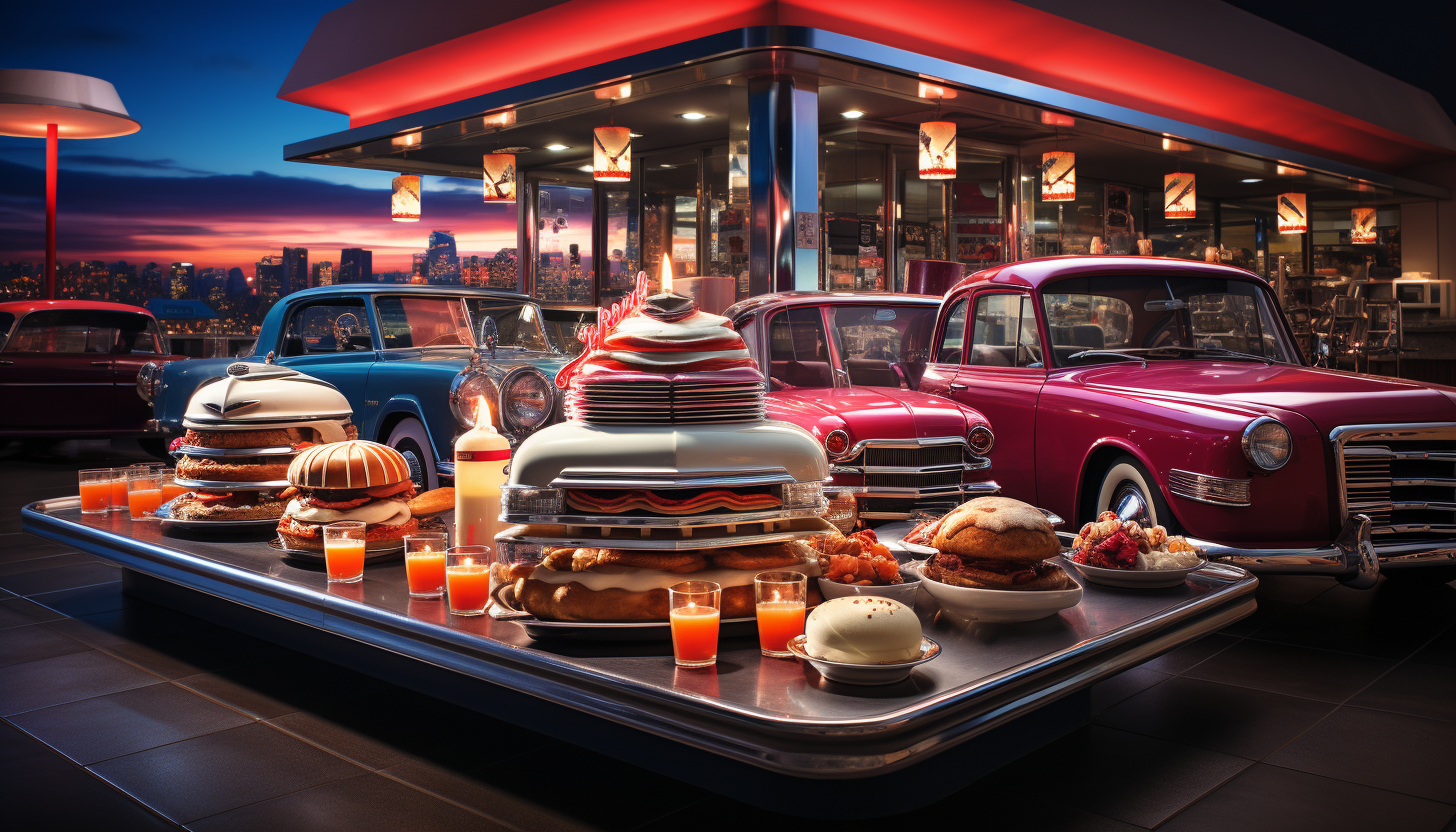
[[182, 363, 353, 437]]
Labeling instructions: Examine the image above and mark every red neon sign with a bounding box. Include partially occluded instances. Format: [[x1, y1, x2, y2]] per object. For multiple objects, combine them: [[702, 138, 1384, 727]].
[[554, 272, 651, 389]]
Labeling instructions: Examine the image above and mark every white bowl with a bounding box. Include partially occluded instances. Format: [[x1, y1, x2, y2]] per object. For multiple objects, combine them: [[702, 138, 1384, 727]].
[[1062, 556, 1206, 589], [816, 570, 921, 606], [787, 634, 940, 685], [911, 563, 1083, 623]]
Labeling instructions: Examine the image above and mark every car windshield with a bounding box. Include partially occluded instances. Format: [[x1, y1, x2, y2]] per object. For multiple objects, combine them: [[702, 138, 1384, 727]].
[[829, 304, 940, 387], [464, 300, 553, 352], [2, 309, 164, 354], [375, 297, 474, 349], [539, 309, 592, 356], [1042, 275, 1298, 367]]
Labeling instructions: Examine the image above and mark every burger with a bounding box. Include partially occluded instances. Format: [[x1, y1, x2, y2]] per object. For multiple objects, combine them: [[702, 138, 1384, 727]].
[[170, 490, 290, 522], [276, 440, 420, 552], [924, 496, 1070, 591]]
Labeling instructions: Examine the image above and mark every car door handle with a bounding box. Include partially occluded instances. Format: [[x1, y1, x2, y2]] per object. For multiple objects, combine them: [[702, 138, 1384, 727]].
[[0, 359, 12, 365], [91, 361, 111, 366], [948, 383, 968, 391]]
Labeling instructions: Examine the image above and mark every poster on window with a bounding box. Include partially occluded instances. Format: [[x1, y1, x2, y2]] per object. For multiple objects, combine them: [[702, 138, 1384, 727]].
[[1278, 193, 1307, 234]]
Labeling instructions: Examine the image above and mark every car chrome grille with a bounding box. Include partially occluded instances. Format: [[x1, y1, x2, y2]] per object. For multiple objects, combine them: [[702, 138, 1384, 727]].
[[863, 469, 964, 489], [567, 379, 766, 425], [835, 441, 993, 518], [1335, 424, 1456, 539], [863, 444, 964, 468]]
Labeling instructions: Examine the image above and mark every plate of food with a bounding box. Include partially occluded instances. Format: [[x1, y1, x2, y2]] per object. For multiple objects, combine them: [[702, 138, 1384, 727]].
[[810, 529, 920, 606], [787, 597, 938, 685], [156, 492, 287, 531], [1063, 512, 1206, 588], [913, 496, 1082, 623]]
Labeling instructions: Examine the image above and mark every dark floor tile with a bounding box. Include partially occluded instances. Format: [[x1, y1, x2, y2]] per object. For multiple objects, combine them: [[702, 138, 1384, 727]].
[[1183, 639, 1394, 702], [30, 581, 140, 616], [45, 602, 207, 649], [1253, 579, 1456, 659], [0, 649, 163, 716], [0, 559, 120, 596], [87, 723, 364, 824], [0, 621, 89, 667], [1267, 706, 1456, 804], [0, 550, 95, 577], [9, 682, 253, 765], [0, 596, 66, 629], [1095, 676, 1336, 760], [0, 532, 79, 564], [1091, 666, 1170, 714], [174, 652, 394, 720], [1032, 725, 1251, 828], [1412, 625, 1456, 668], [1161, 763, 1453, 832], [0, 722, 178, 832], [1140, 633, 1238, 674], [1350, 661, 1456, 722], [89, 623, 279, 681], [187, 771, 506, 832]]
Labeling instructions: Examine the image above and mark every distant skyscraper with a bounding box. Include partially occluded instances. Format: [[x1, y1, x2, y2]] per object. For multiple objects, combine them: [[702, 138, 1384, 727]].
[[255, 256, 285, 299], [226, 267, 249, 297], [426, 230, 460, 284], [142, 263, 165, 297], [282, 247, 307, 296], [170, 262, 195, 299], [338, 249, 373, 284], [311, 261, 334, 287], [111, 261, 136, 296]]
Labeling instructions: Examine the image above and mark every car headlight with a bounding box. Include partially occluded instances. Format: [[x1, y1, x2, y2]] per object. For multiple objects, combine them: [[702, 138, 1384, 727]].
[[1243, 417, 1292, 471], [967, 425, 995, 456], [449, 370, 499, 429], [136, 361, 161, 404], [499, 368, 554, 437]]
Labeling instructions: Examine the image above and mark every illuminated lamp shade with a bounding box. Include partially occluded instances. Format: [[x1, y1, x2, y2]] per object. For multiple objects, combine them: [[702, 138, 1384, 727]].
[[593, 125, 631, 182], [1041, 151, 1075, 201], [1277, 193, 1308, 234], [1164, 172, 1196, 219], [391, 174, 421, 222], [1351, 207, 1377, 244], [918, 121, 956, 179], [482, 154, 516, 202]]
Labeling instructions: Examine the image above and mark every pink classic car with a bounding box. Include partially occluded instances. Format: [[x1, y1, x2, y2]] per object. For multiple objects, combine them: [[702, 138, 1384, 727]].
[[725, 292, 997, 520], [922, 255, 1456, 587]]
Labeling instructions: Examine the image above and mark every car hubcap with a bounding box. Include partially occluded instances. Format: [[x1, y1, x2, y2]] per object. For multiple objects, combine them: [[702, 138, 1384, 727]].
[[1112, 483, 1151, 527], [399, 448, 425, 488]]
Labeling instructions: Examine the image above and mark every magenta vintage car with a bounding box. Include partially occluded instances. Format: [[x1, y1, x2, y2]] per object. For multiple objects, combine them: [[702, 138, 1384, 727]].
[[922, 255, 1456, 587], [725, 292, 997, 520]]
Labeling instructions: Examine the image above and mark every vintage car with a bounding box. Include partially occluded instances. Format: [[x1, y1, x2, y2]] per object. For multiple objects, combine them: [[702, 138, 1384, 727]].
[[0, 300, 186, 453], [922, 255, 1456, 586], [726, 292, 997, 520], [140, 285, 571, 489]]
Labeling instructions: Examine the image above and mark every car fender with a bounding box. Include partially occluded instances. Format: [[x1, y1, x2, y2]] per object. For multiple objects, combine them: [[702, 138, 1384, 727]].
[[1073, 436, 1166, 521], [375, 395, 447, 462]]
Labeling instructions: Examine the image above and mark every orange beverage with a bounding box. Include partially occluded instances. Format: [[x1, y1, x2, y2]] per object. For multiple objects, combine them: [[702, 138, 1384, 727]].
[[109, 475, 129, 511], [325, 540, 366, 582], [755, 601, 806, 656], [669, 605, 721, 667], [406, 552, 447, 596], [162, 483, 188, 502], [79, 469, 114, 514], [127, 488, 163, 520], [446, 548, 492, 616]]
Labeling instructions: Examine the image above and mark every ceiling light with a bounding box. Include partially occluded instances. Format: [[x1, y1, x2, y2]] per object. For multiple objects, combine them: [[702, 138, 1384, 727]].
[[1241, 178, 1262, 183], [678, 112, 707, 120], [578, 165, 594, 173], [841, 110, 865, 119], [659, 163, 675, 168], [545, 143, 569, 151], [629, 132, 643, 137]]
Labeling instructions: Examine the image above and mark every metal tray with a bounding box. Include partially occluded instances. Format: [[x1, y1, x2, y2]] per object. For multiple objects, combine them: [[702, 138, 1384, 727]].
[[268, 538, 404, 562], [502, 506, 824, 528], [498, 516, 838, 551], [175, 477, 290, 490], [173, 444, 300, 459], [154, 498, 282, 532]]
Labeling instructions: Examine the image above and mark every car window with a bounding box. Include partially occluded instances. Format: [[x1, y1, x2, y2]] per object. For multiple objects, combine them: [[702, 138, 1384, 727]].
[[970, 294, 1042, 368], [540, 309, 591, 356], [280, 300, 373, 356], [936, 298, 968, 363], [2, 309, 163, 355], [830, 304, 938, 387], [0, 312, 14, 350], [463, 300, 551, 352], [767, 307, 834, 389], [375, 297, 472, 349], [737, 317, 761, 363], [1042, 294, 1134, 354]]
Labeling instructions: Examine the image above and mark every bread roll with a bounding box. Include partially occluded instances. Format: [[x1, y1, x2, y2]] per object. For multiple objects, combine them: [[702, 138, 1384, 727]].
[[932, 496, 1060, 563]]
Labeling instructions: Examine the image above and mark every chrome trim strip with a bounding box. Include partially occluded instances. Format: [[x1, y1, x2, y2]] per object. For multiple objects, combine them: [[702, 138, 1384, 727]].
[[548, 469, 796, 489], [1330, 423, 1456, 525], [1344, 447, 1456, 462], [1167, 468, 1252, 507]]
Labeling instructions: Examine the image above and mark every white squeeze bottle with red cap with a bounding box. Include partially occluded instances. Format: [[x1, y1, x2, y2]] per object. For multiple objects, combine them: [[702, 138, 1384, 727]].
[[454, 396, 512, 548]]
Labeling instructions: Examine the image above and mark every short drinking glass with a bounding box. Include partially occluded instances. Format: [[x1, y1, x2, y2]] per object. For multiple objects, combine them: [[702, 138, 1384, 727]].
[[754, 571, 808, 658], [79, 468, 115, 514], [404, 533, 448, 599], [127, 469, 164, 520], [446, 546, 492, 616], [323, 521, 367, 583], [668, 581, 722, 668]]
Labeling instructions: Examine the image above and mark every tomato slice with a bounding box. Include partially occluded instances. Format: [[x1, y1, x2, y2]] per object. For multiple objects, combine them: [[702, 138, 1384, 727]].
[[195, 492, 234, 504], [365, 481, 414, 499]]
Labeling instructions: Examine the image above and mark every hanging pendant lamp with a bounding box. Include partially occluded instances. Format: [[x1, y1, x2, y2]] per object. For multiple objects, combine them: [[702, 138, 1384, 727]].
[[391, 174, 421, 222], [1277, 193, 1307, 234], [593, 126, 631, 182], [1351, 207, 1377, 244], [1041, 151, 1076, 201], [482, 154, 516, 202], [1164, 172, 1196, 219]]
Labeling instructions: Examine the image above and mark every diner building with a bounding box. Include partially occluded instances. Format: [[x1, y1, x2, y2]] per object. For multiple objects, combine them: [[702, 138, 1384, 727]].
[[279, 0, 1456, 323]]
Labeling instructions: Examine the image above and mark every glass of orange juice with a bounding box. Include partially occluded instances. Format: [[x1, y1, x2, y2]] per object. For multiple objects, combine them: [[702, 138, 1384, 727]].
[[78, 468, 115, 514], [323, 521, 367, 583], [668, 581, 722, 668], [107, 468, 130, 511], [127, 469, 164, 520], [404, 533, 448, 599], [446, 546, 492, 616], [160, 468, 187, 503], [754, 571, 808, 658]]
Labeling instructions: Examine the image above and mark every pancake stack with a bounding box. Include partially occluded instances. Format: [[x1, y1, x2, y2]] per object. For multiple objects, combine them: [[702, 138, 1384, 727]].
[[496, 292, 835, 622]]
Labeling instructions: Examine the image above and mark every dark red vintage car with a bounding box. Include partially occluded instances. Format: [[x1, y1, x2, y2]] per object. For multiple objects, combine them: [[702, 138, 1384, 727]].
[[922, 255, 1456, 586], [0, 300, 185, 451], [725, 292, 997, 520]]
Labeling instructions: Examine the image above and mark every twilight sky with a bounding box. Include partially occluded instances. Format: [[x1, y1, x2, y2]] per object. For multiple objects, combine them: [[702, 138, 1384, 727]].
[[0, 0, 516, 274]]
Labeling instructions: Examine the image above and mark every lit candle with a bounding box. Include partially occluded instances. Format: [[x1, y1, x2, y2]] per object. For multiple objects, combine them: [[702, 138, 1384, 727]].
[[323, 521, 367, 583], [405, 533, 448, 598], [669, 603, 721, 666], [446, 551, 492, 616], [454, 396, 511, 547], [660, 253, 673, 294], [754, 571, 808, 658]]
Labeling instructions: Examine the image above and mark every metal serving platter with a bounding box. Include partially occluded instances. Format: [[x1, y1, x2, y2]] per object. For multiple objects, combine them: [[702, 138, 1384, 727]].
[[269, 538, 404, 562], [490, 599, 759, 642], [172, 444, 300, 459], [154, 498, 282, 531], [174, 477, 291, 490], [501, 505, 826, 528], [498, 516, 838, 551]]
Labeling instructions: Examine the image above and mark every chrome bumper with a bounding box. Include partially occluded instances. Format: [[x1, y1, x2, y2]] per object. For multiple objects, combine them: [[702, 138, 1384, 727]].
[[1189, 514, 1456, 589], [841, 480, 1001, 520]]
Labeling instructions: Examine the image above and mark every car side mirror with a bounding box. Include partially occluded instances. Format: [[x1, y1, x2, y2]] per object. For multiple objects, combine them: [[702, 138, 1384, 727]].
[[1144, 299, 1187, 311]]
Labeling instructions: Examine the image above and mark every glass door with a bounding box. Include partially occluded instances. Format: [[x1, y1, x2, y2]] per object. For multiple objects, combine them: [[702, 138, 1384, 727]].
[[822, 142, 886, 292], [530, 176, 594, 305]]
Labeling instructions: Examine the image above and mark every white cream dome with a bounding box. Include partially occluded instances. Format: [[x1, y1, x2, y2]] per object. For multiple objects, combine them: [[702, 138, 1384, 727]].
[[183, 363, 353, 440], [805, 596, 921, 664]]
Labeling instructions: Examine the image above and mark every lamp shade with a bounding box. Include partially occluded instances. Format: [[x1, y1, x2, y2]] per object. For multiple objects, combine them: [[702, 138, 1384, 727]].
[[1277, 193, 1307, 234], [1164, 173, 1196, 219], [593, 126, 631, 182], [0, 69, 140, 138], [391, 175, 421, 222], [1041, 151, 1075, 201], [483, 154, 516, 202], [918, 121, 956, 179], [1351, 207, 1377, 244]]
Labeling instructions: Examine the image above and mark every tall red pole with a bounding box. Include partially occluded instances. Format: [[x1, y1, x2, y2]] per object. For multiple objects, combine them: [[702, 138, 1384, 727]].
[[45, 123, 57, 300]]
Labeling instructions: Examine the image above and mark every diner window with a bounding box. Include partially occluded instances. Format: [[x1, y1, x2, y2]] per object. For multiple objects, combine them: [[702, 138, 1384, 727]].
[[936, 298, 968, 363], [767, 308, 834, 389], [280, 300, 372, 356], [598, 186, 640, 310], [970, 294, 1041, 368], [534, 183, 594, 305], [831, 304, 938, 388], [375, 297, 472, 349], [642, 150, 700, 292], [3, 310, 163, 354], [823, 142, 885, 292]]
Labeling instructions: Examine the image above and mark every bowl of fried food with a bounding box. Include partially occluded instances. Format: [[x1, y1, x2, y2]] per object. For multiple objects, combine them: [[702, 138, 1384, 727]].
[[811, 529, 921, 606], [1064, 512, 1206, 589]]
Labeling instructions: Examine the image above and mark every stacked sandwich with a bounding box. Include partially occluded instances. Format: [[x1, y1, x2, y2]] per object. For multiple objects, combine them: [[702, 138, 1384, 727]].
[[498, 292, 835, 622], [167, 364, 355, 524]]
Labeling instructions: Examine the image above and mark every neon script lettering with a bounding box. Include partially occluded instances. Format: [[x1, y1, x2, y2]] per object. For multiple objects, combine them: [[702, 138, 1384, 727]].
[[553, 272, 650, 389]]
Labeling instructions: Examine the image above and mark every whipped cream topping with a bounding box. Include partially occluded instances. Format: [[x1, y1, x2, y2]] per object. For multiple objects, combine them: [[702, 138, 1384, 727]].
[[284, 498, 411, 527]]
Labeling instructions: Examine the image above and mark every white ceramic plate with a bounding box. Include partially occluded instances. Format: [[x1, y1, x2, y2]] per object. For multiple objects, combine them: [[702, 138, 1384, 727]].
[[1061, 556, 1207, 589], [816, 570, 921, 606], [910, 563, 1083, 623], [787, 634, 940, 685]]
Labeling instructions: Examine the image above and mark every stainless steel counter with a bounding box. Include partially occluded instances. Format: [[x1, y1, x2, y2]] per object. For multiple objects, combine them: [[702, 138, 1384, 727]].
[[22, 498, 1256, 780]]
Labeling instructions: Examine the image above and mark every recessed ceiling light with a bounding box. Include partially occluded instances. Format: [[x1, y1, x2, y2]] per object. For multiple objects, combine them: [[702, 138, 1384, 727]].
[[678, 112, 707, 120], [659, 164, 675, 168], [1241, 178, 1263, 183], [545, 143, 569, 151], [841, 110, 865, 119], [578, 165, 594, 173]]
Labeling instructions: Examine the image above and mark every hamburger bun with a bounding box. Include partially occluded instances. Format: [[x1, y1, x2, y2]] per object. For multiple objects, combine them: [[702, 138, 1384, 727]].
[[932, 497, 1061, 563], [288, 440, 410, 489], [406, 487, 454, 518], [176, 455, 291, 483]]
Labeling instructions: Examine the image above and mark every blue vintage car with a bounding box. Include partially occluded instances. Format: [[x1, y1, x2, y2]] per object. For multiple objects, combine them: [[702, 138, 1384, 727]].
[[137, 285, 574, 489]]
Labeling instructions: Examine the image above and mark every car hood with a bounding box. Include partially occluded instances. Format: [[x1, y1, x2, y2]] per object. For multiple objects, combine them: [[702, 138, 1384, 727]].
[[766, 386, 981, 441], [1065, 360, 1456, 435]]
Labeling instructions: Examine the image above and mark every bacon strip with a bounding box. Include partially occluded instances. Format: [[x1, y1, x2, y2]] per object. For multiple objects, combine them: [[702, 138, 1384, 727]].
[[566, 489, 781, 515]]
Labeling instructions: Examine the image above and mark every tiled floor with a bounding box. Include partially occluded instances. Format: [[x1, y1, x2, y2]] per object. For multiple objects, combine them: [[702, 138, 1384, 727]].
[[3, 439, 1456, 830]]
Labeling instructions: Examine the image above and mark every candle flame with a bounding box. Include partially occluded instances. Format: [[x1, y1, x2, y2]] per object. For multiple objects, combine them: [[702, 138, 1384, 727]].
[[660, 254, 673, 294], [464, 557, 473, 567], [772, 589, 781, 603], [474, 395, 494, 430]]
